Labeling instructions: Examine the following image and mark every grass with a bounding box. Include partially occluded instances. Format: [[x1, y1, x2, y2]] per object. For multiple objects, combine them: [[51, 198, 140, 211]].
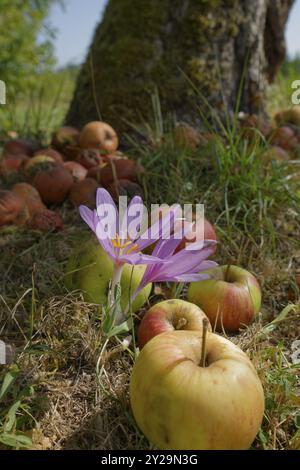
[[0, 67, 77, 142], [0, 62, 300, 450]]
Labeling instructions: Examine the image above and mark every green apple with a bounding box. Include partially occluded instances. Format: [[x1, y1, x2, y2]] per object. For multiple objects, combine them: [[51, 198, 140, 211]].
[[187, 265, 261, 332], [65, 236, 151, 312], [138, 299, 211, 349], [130, 330, 264, 450]]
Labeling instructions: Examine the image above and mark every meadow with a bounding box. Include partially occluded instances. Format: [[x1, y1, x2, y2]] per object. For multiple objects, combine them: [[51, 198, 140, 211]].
[[0, 60, 300, 450]]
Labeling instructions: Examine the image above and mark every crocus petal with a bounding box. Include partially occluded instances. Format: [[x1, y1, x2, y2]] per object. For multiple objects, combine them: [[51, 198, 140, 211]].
[[152, 237, 182, 258], [120, 252, 165, 265], [96, 188, 118, 237], [120, 196, 144, 243], [185, 238, 217, 251], [137, 204, 182, 250], [168, 273, 211, 282], [93, 211, 116, 261], [162, 245, 216, 275], [79, 205, 95, 231]]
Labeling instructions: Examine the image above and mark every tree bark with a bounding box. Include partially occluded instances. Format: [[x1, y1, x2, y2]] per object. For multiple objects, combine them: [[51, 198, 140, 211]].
[[66, 0, 294, 133]]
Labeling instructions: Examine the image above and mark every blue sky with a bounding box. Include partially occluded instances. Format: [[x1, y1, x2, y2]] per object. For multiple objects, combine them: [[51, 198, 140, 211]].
[[49, 0, 300, 68]]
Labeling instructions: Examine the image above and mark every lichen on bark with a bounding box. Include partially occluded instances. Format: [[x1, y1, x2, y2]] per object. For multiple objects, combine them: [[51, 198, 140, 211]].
[[66, 0, 294, 133]]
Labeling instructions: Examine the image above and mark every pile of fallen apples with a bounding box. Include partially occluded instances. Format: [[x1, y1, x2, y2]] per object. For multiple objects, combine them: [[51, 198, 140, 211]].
[[66, 216, 265, 450], [239, 106, 300, 161], [0, 121, 144, 231]]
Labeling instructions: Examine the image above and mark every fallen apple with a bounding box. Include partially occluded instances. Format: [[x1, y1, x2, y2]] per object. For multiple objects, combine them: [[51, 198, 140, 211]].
[[106, 179, 144, 202], [28, 209, 64, 232], [130, 329, 264, 450], [74, 148, 103, 169], [12, 183, 46, 217], [34, 148, 64, 164], [274, 107, 300, 128], [239, 114, 272, 139], [187, 265, 261, 332], [0, 190, 27, 226], [65, 237, 151, 313], [91, 158, 145, 187], [138, 299, 211, 349], [64, 161, 88, 181], [24, 155, 56, 180], [3, 138, 37, 156], [79, 121, 119, 153], [68, 178, 98, 208], [0, 153, 29, 176], [32, 165, 73, 205], [270, 126, 299, 151], [51, 126, 80, 153]]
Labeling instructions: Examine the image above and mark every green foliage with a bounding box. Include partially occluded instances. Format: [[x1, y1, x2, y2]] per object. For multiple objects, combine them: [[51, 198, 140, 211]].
[[0, 366, 34, 449], [267, 57, 300, 115], [0, 66, 78, 140], [0, 0, 61, 95]]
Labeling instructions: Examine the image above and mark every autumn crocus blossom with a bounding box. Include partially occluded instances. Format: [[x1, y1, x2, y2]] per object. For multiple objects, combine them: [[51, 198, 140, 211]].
[[79, 188, 182, 266], [122, 236, 217, 317], [79, 188, 183, 318]]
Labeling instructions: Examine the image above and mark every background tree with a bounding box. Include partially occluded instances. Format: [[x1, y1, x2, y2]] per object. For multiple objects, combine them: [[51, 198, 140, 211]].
[[66, 0, 294, 133], [0, 0, 61, 96]]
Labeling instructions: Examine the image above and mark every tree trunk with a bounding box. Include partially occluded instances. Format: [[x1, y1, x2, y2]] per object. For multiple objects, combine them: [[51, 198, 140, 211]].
[[66, 0, 294, 133]]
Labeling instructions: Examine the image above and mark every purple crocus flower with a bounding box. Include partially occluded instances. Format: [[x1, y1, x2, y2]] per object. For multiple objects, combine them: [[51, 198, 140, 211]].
[[79, 188, 181, 267], [123, 236, 217, 317]]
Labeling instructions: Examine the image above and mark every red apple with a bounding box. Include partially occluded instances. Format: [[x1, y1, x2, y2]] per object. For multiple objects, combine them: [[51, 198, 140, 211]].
[[187, 265, 261, 332], [130, 330, 265, 450], [64, 161, 88, 181], [138, 299, 211, 349], [0, 154, 29, 176]]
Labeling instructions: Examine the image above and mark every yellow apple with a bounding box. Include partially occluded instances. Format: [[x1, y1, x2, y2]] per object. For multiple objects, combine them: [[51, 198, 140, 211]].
[[65, 237, 151, 313], [130, 330, 264, 450]]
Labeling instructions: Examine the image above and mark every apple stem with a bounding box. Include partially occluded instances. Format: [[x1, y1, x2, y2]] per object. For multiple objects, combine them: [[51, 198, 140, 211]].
[[175, 317, 187, 330], [224, 264, 231, 282], [200, 318, 209, 367]]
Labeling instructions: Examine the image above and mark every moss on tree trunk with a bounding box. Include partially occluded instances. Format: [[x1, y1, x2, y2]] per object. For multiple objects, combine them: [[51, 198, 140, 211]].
[[66, 0, 294, 133]]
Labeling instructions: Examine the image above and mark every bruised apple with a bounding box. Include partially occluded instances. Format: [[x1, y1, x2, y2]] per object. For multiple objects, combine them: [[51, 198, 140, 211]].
[[24, 155, 56, 180], [130, 330, 264, 450], [51, 126, 80, 152], [3, 138, 37, 156], [34, 148, 64, 164], [0, 190, 27, 226], [270, 126, 298, 151], [68, 178, 98, 207], [106, 179, 144, 201], [79, 121, 118, 153], [28, 209, 64, 232], [64, 161, 88, 181], [12, 183, 46, 216], [138, 299, 211, 349], [97, 158, 145, 187], [187, 265, 261, 332], [74, 148, 103, 169], [274, 107, 300, 128], [0, 154, 29, 176], [65, 237, 151, 313], [32, 165, 73, 205]]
